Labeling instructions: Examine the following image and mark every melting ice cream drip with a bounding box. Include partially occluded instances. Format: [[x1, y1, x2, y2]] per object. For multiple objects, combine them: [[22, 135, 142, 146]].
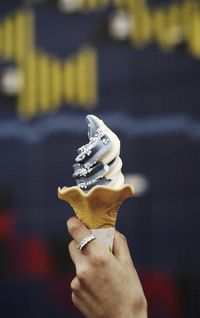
[[73, 115, 124, 191]]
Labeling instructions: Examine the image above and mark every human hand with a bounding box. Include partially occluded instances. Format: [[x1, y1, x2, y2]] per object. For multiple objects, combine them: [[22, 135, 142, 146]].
[[67, 217, 147, 318]]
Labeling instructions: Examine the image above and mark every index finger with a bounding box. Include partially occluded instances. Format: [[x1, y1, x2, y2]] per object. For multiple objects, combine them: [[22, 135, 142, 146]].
[[67, 217, 97, 253]]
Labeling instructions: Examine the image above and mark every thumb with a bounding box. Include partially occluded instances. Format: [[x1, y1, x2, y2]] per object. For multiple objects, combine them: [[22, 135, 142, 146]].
[[113, 230, 135, 272]]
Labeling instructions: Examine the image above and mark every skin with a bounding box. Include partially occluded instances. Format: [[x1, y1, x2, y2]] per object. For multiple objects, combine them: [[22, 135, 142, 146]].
[[67, 217, 148, 318]]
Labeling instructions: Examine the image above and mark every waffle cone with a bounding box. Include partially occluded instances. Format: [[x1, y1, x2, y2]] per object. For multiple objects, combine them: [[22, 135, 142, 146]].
[[58, 184, 134, 229]]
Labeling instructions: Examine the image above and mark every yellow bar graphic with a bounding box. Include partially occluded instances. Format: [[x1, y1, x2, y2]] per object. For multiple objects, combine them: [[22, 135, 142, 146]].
[[114, 0, 124, 9], [86, 0, 98, 10], [189, 13, 200, 57], [76, 48, 89, 104], [0, 24, 2, 55], [126, 0, 137, 12], [78, 0, 85, 10], [50, 58, 62, 108], [2, 17, 13, 58], [25, 10, 35, 52], [85, 47, 97, 106], [100, 0, 109, 7], [128, 2, 147, 46], [0, 10, 35, 62], [26, 52, 38, 116], [63, 57, 76, 103], [168, 4, 181, 27], [38, 53, 50, 113], [142, 9, 152, 44], [153, 8, 167, 48], [15, 12, 27, 62], [18, 52, 38, 118]]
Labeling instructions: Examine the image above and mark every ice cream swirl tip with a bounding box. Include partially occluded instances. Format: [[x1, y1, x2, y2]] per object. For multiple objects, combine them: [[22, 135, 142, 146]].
[[73, 115, 124, 191]]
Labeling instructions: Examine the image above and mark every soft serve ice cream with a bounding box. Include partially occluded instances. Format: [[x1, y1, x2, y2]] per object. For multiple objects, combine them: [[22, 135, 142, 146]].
[[73, 115, 124, 191], [58, 114, 134, 250]]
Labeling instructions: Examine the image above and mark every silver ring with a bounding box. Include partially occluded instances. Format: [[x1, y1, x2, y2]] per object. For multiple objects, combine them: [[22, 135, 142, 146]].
[[77, 234, 96, 251]]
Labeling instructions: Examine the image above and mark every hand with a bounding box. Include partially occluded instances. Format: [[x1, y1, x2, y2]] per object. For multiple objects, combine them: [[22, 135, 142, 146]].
[[67, 217, 147, 318]]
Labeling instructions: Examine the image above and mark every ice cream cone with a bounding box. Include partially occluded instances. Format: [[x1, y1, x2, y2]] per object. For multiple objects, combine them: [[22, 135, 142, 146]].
[[58, 184, 134, 229]]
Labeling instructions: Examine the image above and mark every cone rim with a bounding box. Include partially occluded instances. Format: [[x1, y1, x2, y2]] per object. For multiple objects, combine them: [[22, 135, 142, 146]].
[[58, 183, 134, 198]]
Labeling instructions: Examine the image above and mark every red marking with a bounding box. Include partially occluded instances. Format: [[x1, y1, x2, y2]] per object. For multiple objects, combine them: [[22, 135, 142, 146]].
[[141, 272, 180, 317], [0, 213, 16, 240], [16, 237, 53, 278]]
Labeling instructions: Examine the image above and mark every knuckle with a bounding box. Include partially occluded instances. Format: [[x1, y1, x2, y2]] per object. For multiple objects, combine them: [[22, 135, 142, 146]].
[[76, 268, 87, 282], [143, 297, 148, 310], [70, 277, 80, 291], [71, 292, 78, 306], [133, 292, 147, 312]]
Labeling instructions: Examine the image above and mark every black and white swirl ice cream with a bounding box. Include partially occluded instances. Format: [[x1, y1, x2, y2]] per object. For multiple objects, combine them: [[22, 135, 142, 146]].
[[73, 115, 124, 191]]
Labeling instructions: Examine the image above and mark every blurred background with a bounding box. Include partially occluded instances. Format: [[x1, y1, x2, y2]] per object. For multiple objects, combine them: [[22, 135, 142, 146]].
[[0, 0, 200, 317]]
